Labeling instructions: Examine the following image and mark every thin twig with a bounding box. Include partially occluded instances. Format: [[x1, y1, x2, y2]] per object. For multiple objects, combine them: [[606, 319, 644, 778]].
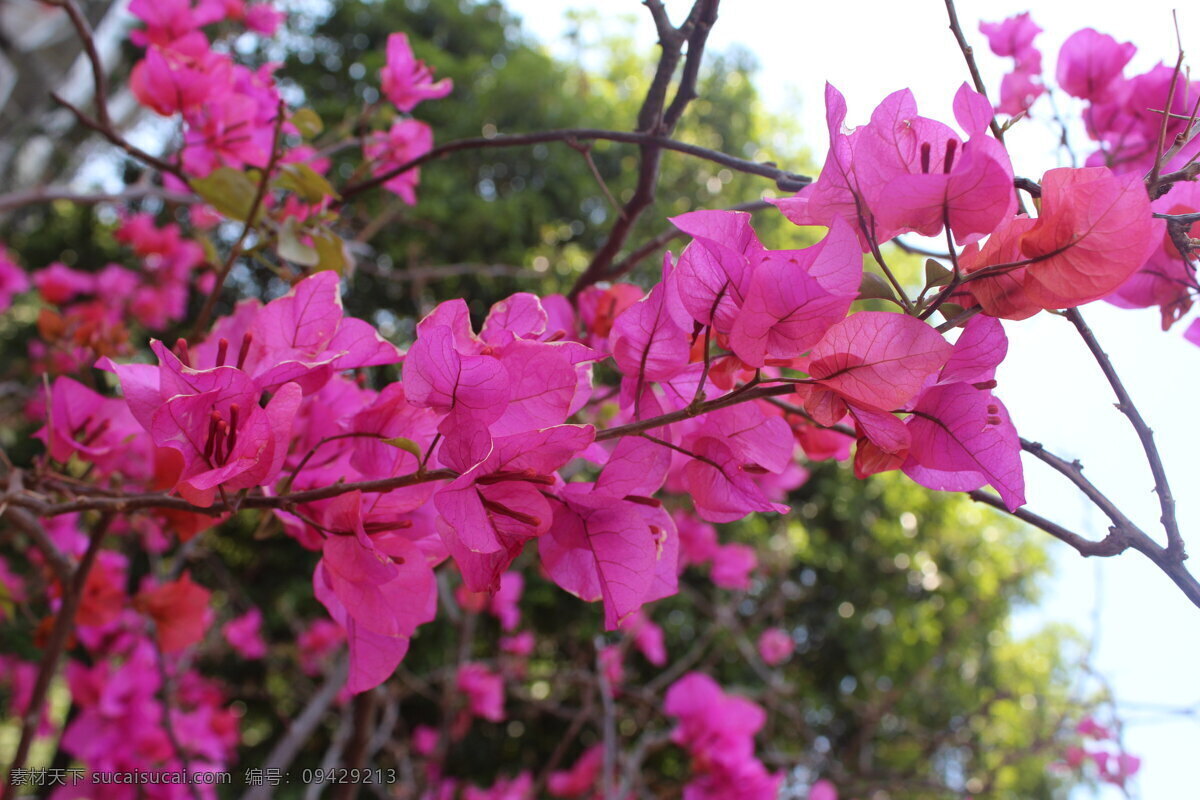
[[338, 127, 806, 206]]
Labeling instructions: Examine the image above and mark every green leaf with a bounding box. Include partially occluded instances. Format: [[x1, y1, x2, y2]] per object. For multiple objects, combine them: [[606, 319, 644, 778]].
[[276, 220, 320, 267], [857, 272, 898, 303], [924, 258, 953, 289], [938, 302, 967, 322], [291, 108, 324, 139], [191, 167, 261, 223], [275, 163, 339, 204], [382, 437, 423, 461], [311, 229, 349, 274]]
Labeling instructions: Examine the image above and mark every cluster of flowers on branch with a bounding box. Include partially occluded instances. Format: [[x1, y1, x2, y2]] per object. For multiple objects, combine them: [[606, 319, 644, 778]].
[[4, 1, 1199, 797]]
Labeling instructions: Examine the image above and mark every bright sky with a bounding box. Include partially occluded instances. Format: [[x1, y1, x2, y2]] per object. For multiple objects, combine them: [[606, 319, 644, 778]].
[[502, 1, 1200, 797]]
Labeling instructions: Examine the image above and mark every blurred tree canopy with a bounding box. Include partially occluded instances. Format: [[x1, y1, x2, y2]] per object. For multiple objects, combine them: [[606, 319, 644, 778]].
[[0, 0, 1088, 797]]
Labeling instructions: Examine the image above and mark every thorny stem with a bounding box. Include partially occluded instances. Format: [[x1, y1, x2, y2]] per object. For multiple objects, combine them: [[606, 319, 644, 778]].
[[1064, 309, 1185, 561]]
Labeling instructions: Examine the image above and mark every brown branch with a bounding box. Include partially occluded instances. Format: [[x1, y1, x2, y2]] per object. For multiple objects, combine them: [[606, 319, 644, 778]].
[[192, 99, 288, 338], [6, 466, 459, 518], [1064, 308, 1184, 560], [942, 0, 1006, 145], [968, 491, 1130, 557], [152, 635, 204, 800], [1146, 40, 1186, 192], [241, 656, 349, 800], [338, 127, 807, 207], [0, 185, 193, 214], [1019, 438, 1139, 536], [333, 690, 379, 800], [594, 636, 618, 800], [2, 514, 113, 800], [51, 94, 186, 181], [568, 0, 721, 300], [45, 0, 112, 128], [2, 470, 72, 588]]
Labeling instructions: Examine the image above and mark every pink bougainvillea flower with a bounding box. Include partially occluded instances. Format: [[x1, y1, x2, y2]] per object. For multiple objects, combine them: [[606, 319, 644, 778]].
[[1185, 318, 1200, 348], [121, 342, 302, 506], [578, 282, 644, 343], [898, 315, 1024, 509], [412, 724, 439, 757], [181, 82, 279, 175], [540, 484, 678, 630], [710, 542, 758, 590], [871, 84, 1017, 245], [809, 779, 839, 800], [682, 435, 790, 524], [380, 32, 453, 112], [129, 0, 225, 48], [364, 119, 434, 204], [998, 69, 1046, 117], [670, 210, 761, 334], [313, 493, 437, 692], [902, 383, 1025, 509], [619, 609, 667, 666], [135, 572, 213, 653], [666, 209, 863, 366], [664, 672, 780, 799], [404, 298, 509, 436], [770, 84, 883, 250], [130, 33, 233, 117], [501, 630, 535, 656], [610, 268, 693, 388], [799, 311, 952, 425], [488, 571, 524, 632], [0, 249, 29, 313], [436, 424, 594, 560], [979, 13, 1042, 60], [547, 745, 603, 799], [222, 608, 267, 659], [1057, 29, 1136, 102], [1018, 167, 1159, 309], [757, 627, 794, 666], [773, 83, 1015, 250], [958, 215, 1040, 320], [33, 262, 95, 305], [434, 425, 594, 595], [34, 377, 145, 479], [233, 271, 402, 394], [1109, 181, 1200, 328], [457, 662, 505, 722], [1076, 716, 1114, 740], [727, 217, 862, 366], [298, 619, 345, 676]]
